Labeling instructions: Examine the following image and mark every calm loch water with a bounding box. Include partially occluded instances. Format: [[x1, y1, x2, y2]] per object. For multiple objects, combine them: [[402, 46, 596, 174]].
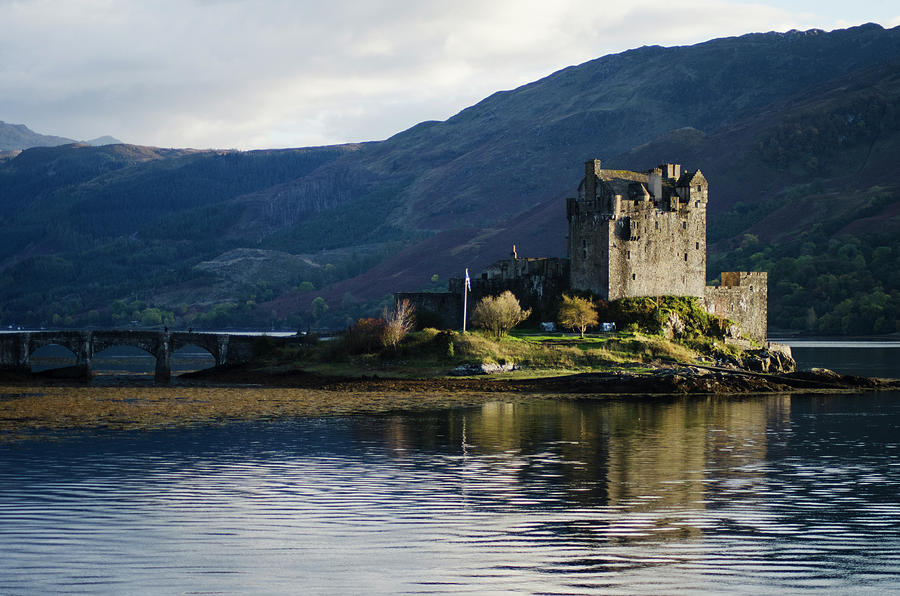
[[2, 392, 900, 594], [2, 341, 900, 594]]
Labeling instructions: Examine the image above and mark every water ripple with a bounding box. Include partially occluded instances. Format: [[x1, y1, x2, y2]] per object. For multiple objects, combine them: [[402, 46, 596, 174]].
[[1, 392, 900, 593]]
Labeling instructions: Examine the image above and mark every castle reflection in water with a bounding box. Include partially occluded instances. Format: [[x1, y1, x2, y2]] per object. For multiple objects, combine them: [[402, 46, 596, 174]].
[[371, 396, 791, 533]]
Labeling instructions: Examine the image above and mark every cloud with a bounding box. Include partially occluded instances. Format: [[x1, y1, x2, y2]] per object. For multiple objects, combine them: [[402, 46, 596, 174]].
[[0, 0, 889, 149]]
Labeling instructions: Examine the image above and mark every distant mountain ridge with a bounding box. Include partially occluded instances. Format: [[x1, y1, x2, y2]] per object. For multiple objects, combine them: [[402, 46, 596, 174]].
[[0, 121, 122, 151], [0, 121, 75, 150], [83, 136, 124, 146], [1, 23, 899, 334]]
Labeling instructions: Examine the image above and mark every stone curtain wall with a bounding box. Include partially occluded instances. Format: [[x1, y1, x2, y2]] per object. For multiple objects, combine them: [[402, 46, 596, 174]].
[[394, 292, 464, 329], [398, 258, 569, 330], [449, 258, 570, 324], [703, 272, 768, 341]]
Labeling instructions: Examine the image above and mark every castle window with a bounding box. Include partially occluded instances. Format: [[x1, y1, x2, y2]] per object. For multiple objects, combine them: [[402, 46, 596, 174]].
[[682, 221, 686, 230], [655, 221, 659, 230], [750, 285, 754, 292], [632, 273, 636, 280], [696, 185, 701, 192], [684, 253, 688, 262], [627, 250, 631, 259], [696, 242, 699, 249], [695, 201, 700, 207]]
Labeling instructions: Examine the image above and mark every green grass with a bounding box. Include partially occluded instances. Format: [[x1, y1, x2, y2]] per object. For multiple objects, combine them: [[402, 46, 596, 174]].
[[248, 326, 738, 380]]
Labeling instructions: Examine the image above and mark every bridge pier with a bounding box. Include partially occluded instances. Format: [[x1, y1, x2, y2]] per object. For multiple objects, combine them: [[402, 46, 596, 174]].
[[154, 336, 171, 384], [18, 334, 31, 370], [76, 332, 92, 379], [216, 335, 229, 366], [0, 333, 32, 373]]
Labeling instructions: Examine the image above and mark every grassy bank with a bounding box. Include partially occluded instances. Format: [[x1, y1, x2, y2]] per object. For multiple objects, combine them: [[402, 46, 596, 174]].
[[248, 325, 752, 380]]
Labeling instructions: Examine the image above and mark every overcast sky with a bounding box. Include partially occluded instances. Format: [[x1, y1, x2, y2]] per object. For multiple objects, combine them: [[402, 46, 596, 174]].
[[1, 0, 897, 150]]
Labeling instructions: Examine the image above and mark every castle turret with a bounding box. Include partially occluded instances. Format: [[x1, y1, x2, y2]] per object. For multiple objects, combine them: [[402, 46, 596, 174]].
[[648, 168, 663, 200], [584, 159, 602, 200]]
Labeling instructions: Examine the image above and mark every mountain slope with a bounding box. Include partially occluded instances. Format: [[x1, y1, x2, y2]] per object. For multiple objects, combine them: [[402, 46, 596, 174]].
[[1, 23, 899, 332], [0, 121, 75, 150]]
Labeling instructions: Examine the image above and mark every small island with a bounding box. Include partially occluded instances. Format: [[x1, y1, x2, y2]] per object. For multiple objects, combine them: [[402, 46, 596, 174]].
[[182, 293, 893, 395], [1, 159, 897, 439]]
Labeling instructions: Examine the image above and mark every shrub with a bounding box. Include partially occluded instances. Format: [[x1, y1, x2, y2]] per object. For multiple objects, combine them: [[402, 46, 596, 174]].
[[558, 294, 599, 338], [382, 299, 416, 350], [470, 291, 532, 338], [603, 296, 730, 338], [345, 317, 386, 354]]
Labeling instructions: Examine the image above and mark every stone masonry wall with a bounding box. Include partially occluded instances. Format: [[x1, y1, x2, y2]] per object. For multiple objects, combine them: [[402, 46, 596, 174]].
[[394, 291, 463, 330], [448, 257, 570, 324], [703, 272, 768, 342], [606, 199, 706, 300]]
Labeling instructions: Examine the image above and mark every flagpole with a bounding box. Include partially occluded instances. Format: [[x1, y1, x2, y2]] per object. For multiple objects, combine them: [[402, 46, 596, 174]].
[[462, 268, 470, 333]]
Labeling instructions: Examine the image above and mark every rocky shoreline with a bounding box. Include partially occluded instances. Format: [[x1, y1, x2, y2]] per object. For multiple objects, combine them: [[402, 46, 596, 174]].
[[178, 363, 900, 395], [2, 362, 898, 396]]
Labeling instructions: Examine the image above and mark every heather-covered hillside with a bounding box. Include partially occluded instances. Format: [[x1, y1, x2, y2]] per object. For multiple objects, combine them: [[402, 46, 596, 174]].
[[1, 24, 898, 333]]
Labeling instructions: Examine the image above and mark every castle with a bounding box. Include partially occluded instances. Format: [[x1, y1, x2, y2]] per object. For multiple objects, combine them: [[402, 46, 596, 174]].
[[399, 159, 768, 341]]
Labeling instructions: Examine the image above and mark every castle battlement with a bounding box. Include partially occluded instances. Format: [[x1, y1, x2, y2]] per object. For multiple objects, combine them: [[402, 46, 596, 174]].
[[720, 271, 768, 288], [572, 159, 708, 222]]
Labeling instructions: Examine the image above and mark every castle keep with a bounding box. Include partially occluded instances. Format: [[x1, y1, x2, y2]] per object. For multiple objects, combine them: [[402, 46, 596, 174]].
[[569, 160, 707, 299], [399, 159, 768, 341]]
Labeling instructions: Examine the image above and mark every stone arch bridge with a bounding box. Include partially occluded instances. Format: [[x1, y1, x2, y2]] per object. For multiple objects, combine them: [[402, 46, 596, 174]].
[[0, 331, 264, 383]]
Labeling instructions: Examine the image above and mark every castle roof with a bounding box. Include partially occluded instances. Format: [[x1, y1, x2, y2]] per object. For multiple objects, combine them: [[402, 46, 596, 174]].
[[676, 170, 707, 187]]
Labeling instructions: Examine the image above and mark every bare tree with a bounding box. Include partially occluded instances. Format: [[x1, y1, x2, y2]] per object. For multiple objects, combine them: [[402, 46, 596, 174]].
[[557, 294, 599, 338], [471, 291, 531, 338], [382, 299, 416, 349]]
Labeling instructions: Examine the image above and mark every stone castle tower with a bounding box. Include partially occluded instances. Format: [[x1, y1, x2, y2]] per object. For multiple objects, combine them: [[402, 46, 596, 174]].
[[567, 159, 709, 300], [398, 158, 769, 341]]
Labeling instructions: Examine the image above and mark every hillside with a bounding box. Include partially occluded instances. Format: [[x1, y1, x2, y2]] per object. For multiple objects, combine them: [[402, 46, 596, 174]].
[[1, 23, 899, 333]]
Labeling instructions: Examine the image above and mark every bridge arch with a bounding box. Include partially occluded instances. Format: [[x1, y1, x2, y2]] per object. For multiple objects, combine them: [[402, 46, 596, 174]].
[[91, 344, 158, 378], [170, 333, 225, 365], [91, 331, 170, 382], [28, 333, 87, 361], [171, 343, 217, 374], [29, 343, 79, 373]]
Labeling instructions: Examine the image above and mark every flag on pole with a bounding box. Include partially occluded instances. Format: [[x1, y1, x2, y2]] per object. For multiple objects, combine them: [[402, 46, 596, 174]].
[[462, 268, 470, 333]]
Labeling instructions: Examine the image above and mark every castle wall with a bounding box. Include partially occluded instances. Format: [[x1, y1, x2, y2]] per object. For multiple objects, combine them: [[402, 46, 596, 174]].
[[703, 272, 768, 341], [394, 292, 463, 330], [606, 200, 706, 300], [567, 196, 610, 297], [449, 257, 570, 323]]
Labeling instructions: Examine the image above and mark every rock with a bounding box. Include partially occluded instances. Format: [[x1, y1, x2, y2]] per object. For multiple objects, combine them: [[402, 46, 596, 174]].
[[449, 362, 518, 376], [663, 311, 686, 339], [743, 348, 797, 373]]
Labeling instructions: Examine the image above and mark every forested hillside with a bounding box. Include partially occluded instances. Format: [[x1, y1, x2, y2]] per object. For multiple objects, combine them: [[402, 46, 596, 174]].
[[1, 23, 898, 333]]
